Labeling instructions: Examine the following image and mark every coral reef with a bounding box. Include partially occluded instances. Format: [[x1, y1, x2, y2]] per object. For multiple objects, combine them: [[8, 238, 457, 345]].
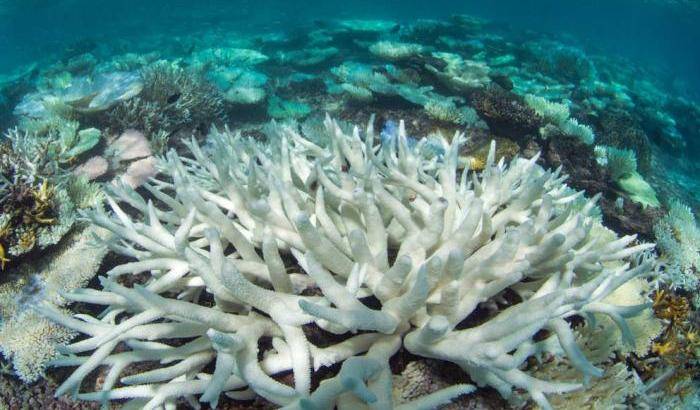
[[38, 116, 655, 409], [0, 226, 110, 382], [0, 10, 698, 409], [644, 289, 700, 402], [524, 95, 595, 145], [471, 86, 542, 139], [107, 61, 224, 136], [267, 96, 312, 120], [654, 199, 700, 294], [369, 41, 425, 61], [0, 127, 101, 265], [595, 145, 659, 208]]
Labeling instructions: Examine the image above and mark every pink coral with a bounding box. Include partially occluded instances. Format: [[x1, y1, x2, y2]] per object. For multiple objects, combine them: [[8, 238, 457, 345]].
[[74, 156, 109, 180], [111, 129, 151, 161], [121, 156, 158, 188]]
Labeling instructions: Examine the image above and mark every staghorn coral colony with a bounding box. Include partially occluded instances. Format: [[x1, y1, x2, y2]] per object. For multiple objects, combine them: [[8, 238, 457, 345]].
[[0, 10, 699, 410]]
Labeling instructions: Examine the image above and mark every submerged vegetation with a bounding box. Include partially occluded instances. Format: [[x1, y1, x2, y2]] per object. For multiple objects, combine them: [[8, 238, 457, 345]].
[[0, 8, 698, 410]]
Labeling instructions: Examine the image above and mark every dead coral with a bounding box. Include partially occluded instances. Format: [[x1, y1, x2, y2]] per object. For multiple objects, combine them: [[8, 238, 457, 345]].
[[471, 85, 542, 139]]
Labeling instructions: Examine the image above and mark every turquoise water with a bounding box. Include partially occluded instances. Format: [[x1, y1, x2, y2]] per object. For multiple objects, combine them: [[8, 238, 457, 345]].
[[1, 1, 699, 409], [3, 0, 700, 99]]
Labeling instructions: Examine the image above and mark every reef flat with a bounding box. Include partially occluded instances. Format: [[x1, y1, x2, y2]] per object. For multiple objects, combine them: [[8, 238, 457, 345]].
[[0, 13, 699, 410]]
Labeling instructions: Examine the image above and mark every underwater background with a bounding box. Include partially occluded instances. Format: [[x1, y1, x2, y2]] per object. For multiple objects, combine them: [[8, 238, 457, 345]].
[[2, 0, 700, 98], [1, 0, 700, 409]]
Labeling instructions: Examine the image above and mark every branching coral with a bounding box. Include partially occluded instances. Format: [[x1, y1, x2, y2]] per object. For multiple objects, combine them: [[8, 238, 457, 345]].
[[595, 145, 637, 182], [107, 61, 224, 136], [423, 99, 481, 126], [654, 199, 700, 293], [524, 95, 571, 125], [329, 62, 434, 106], [0, 225, 110, 382], [0, 128, 101, 264], [594, 145, 659, 208], [39, 116, 655, 409], [524, 94, 595, 145], [426, 52, 491, 92]]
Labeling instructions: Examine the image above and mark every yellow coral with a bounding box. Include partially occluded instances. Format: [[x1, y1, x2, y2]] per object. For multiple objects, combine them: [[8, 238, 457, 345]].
[[29, 180, 56, 225], [653, 290, 689, 323], [17, 230, 36, 253], [463, 138, 520, 172], [460, 155, 485, 171], [687, 329, 699, 345], [0, 243, 9, 270], [652, 340, 677, 356]]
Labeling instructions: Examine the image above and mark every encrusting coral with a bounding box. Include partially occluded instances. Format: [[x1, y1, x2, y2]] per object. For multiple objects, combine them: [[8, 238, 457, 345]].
[[37, 115, 656, 410]]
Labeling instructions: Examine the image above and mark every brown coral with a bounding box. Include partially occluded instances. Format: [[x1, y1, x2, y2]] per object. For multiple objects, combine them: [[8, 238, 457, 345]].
[[0, 179, 61, 269], [470, 85, 542, 139], [646, 290, 700, 396]]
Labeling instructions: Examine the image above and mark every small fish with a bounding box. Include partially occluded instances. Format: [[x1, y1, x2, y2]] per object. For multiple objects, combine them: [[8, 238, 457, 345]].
[[167, 92, 181, 104]]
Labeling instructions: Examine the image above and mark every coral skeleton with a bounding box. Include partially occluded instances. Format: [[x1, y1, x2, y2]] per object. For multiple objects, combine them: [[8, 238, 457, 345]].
[[38, 115, 655, 409]]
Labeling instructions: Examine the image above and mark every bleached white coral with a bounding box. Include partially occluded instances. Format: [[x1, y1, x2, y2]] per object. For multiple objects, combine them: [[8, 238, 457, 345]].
[[0, 226, 110, 382], [426, 53, 491, 92], [423, 99, 482, 126], [38, 116, 655, 409], [655, 199, 700, 293], [524, 94, 571, 125], [559, 118, 595, 145], [595, 145, 637, 181], [369, 41, 425, 61], [524, 94, 595, 145], [526, 361, 638, 410]]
